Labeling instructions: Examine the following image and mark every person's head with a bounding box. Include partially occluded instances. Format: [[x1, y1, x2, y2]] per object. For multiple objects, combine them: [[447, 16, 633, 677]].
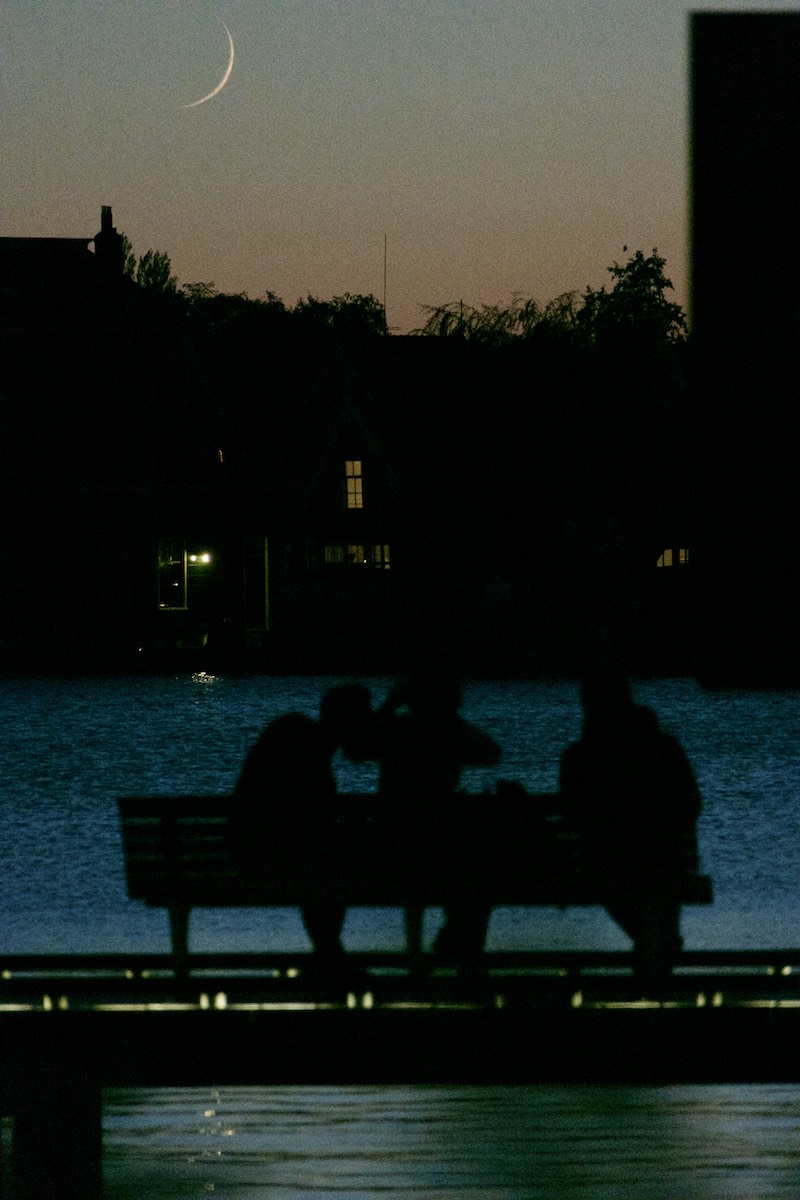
[[633, 704, 659, 731], [319, 682, 372, 745], [579, 672, 633, 732]]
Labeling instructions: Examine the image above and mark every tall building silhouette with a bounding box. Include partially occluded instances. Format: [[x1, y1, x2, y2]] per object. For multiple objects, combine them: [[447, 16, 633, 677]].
[[690, 13, 800, 682]]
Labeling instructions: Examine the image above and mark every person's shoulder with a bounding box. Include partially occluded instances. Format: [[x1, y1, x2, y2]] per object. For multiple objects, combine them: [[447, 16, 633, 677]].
[[560, 735, 587, 762], [655, 728, 696, 774], [271, 712, 315, 730], [255, 711, 319, 748], [454, 715, 501, 757]]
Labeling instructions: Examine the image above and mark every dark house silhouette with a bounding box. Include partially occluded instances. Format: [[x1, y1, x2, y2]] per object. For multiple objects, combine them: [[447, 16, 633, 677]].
[[0, 197, 730, 678]]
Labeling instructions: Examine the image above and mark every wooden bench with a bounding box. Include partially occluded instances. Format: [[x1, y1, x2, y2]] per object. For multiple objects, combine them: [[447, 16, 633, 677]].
[[118, 793, 713, 975]]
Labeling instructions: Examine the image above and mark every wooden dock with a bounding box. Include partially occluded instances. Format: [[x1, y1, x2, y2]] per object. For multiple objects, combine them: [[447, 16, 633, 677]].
[[2, 950, 800, 1198]]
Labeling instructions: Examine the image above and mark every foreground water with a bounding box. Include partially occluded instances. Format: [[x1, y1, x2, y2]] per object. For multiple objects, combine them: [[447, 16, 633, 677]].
[[3, 674, 800, 1196], [102, 1083, 800, 1200]]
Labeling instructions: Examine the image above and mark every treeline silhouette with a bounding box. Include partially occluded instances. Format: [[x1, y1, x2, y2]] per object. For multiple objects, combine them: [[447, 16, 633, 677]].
[[121, 237, 685, 353]]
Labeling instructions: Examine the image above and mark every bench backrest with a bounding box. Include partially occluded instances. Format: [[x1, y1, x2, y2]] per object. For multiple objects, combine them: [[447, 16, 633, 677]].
[[118, 794, 712, 907], [119, 796, 239, 901]]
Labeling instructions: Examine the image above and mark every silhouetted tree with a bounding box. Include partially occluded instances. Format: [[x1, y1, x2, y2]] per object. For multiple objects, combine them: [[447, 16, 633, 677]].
[[293, 292, 388, 337], [413, 290, 584, 347], [412, 250, 686, 356], [578, 248, 687, 351], [135, 249, 178, 294], [411, 299, 526, 343], [120, 234, 137, 280], [181, 281, 217, 304], [119, 234, 178, 294]]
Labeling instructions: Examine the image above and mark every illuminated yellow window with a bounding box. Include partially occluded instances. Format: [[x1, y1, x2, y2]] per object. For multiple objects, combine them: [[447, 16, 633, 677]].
[[656, 548, 689, 568], [158, 540, 186, 608], [323, 543, 390, 569], [345, 460, 363, 509]]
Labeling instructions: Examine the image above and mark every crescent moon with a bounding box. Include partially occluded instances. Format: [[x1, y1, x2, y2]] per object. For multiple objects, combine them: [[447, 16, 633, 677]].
[[180, 23, 234, 109]]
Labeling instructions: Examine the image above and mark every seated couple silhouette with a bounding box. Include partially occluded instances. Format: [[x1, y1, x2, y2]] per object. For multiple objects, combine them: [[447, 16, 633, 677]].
[[230, 669, 501, 968]]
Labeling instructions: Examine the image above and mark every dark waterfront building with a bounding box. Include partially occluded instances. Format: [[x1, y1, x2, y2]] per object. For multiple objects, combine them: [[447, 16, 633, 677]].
[[1, 207, 697, 678], [690, 12, 800, 684]]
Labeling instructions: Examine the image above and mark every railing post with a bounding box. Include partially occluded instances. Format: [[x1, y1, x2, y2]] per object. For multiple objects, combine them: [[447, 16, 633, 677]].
[[170, 904, 190, 980], [12, 1043, 102, 1200]]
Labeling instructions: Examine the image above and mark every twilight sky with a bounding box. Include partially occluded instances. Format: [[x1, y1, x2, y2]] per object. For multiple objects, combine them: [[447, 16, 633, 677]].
[[2, 1, 797, 332]]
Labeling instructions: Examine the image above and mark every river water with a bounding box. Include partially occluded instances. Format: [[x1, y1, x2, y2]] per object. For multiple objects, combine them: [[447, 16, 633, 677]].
[[3, 674, 800, 1196]]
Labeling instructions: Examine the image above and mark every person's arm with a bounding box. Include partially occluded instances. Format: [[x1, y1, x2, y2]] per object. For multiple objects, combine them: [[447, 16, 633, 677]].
[[457, 719, 501, 766], [662, 735, 703, 822], [341, 689, 400, 762]]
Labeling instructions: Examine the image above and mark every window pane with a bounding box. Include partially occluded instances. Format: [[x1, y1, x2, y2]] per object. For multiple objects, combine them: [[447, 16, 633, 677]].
[[158, 540, 186, 608]]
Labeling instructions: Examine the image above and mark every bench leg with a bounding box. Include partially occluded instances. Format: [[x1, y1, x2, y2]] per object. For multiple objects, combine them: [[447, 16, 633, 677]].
[[169, 906, 190, 980], [608, 896, 682, 991], [13, 1050, 101, 1199], [404, 906, 424, 966]]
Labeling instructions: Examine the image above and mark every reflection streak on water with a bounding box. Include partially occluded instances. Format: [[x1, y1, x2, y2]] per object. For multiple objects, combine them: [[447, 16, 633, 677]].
[[102, 1084, 800, 1200]]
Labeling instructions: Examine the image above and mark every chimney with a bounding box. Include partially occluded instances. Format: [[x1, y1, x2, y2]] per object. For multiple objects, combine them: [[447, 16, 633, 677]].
[[94, 205, 124, 279]]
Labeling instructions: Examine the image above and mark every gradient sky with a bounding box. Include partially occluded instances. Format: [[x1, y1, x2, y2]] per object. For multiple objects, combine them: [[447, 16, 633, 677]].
[[2, 1, 797, 333]]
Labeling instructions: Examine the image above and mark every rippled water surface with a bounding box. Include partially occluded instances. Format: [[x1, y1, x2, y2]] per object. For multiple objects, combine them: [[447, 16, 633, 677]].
[[3, 674, 799, 951], [102, 1083, 800, 1200], [3, 673, 800, 1196]]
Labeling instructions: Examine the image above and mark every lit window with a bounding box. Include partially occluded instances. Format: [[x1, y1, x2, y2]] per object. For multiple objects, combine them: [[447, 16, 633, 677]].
[[158, 540, 186, 608], [345, 460, 363, 509], [656, 548, 689, 568], [323, 543, 390, 569], [158, 542, 215, 607]]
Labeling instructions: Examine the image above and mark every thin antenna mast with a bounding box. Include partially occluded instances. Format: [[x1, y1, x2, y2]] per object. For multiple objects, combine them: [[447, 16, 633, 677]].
[[383, 233, 388, 327]]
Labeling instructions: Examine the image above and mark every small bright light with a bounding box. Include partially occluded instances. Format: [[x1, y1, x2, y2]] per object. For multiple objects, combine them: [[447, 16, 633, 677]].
[[189, 553, 212, 564]]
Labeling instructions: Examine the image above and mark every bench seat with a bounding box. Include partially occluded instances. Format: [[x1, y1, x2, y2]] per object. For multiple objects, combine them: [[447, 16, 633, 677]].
[[118, 794, 712, 967]]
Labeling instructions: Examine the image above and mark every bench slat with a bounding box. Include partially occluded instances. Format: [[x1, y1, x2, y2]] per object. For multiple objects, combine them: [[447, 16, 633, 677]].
[[118, 793, 712, 908]]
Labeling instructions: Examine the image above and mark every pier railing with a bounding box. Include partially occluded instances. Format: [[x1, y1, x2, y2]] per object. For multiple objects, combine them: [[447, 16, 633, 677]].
[[3, 949, 800, 1199]]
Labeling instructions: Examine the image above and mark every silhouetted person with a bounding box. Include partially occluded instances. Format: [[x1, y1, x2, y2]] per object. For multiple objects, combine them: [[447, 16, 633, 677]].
[[357, 669, 501, 965], [232, 683, 373, 965], [559, 674, 702, 988]]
